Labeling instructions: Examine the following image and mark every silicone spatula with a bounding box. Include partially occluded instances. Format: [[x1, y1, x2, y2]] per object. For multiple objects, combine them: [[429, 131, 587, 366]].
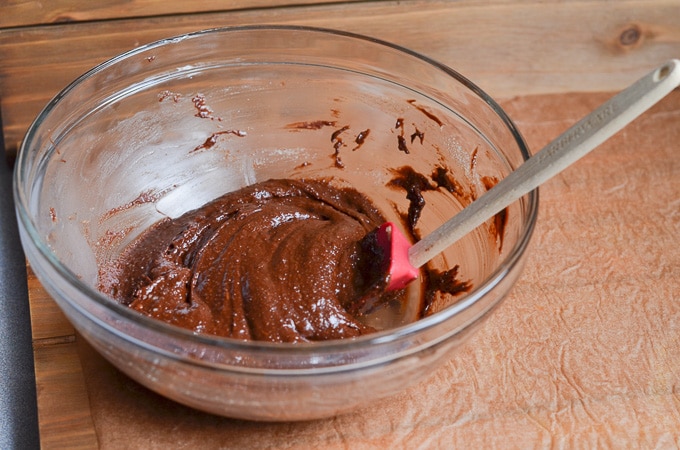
[[376, 59, 680, 291]]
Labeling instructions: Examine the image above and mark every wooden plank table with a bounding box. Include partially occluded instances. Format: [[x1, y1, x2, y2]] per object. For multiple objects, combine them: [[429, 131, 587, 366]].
[[2, 0, 680, 158], [2, 1, 679, 448], [26, 89, 680, 449]]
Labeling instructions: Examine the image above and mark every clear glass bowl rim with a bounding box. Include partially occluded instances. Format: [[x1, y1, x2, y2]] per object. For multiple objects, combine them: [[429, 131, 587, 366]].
[[14, 24, 539, 356]]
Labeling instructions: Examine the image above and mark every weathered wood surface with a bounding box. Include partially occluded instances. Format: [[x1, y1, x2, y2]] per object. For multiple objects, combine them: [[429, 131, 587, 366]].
[[27, 265, 98, 449], [1, 0, 679, 157], [0, 0, 362, 28]]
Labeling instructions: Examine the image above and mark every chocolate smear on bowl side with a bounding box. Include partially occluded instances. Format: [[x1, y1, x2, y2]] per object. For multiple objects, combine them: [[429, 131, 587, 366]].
[[481, 175, 508, 251], [387, 166, 438, 238], [406, 99, 443, 126], [353, 129, 370, 151], [191, 130, 247, 153]]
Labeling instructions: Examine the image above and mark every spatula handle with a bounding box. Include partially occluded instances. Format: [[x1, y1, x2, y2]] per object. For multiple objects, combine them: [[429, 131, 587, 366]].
[[410, 59, 680, 269]]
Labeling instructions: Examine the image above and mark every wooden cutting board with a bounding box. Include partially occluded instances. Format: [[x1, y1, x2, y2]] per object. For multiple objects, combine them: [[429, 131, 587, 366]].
[[28, 90, 680, 449]]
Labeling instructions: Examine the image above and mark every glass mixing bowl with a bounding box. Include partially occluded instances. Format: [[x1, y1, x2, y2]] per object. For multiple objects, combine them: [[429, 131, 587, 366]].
[[15, 25, 538, 421]]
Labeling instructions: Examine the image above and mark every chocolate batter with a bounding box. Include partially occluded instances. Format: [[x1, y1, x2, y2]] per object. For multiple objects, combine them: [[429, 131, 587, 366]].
[[98, 96, 481, 343], [99, 178, 401, 343]]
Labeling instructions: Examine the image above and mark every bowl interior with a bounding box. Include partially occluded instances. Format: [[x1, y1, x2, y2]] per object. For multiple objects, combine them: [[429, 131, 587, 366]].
[[18, 26, 534, 341]]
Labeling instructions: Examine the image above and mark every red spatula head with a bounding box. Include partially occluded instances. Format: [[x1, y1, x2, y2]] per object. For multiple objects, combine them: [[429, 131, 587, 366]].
[[375, 222, 419, 290]]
